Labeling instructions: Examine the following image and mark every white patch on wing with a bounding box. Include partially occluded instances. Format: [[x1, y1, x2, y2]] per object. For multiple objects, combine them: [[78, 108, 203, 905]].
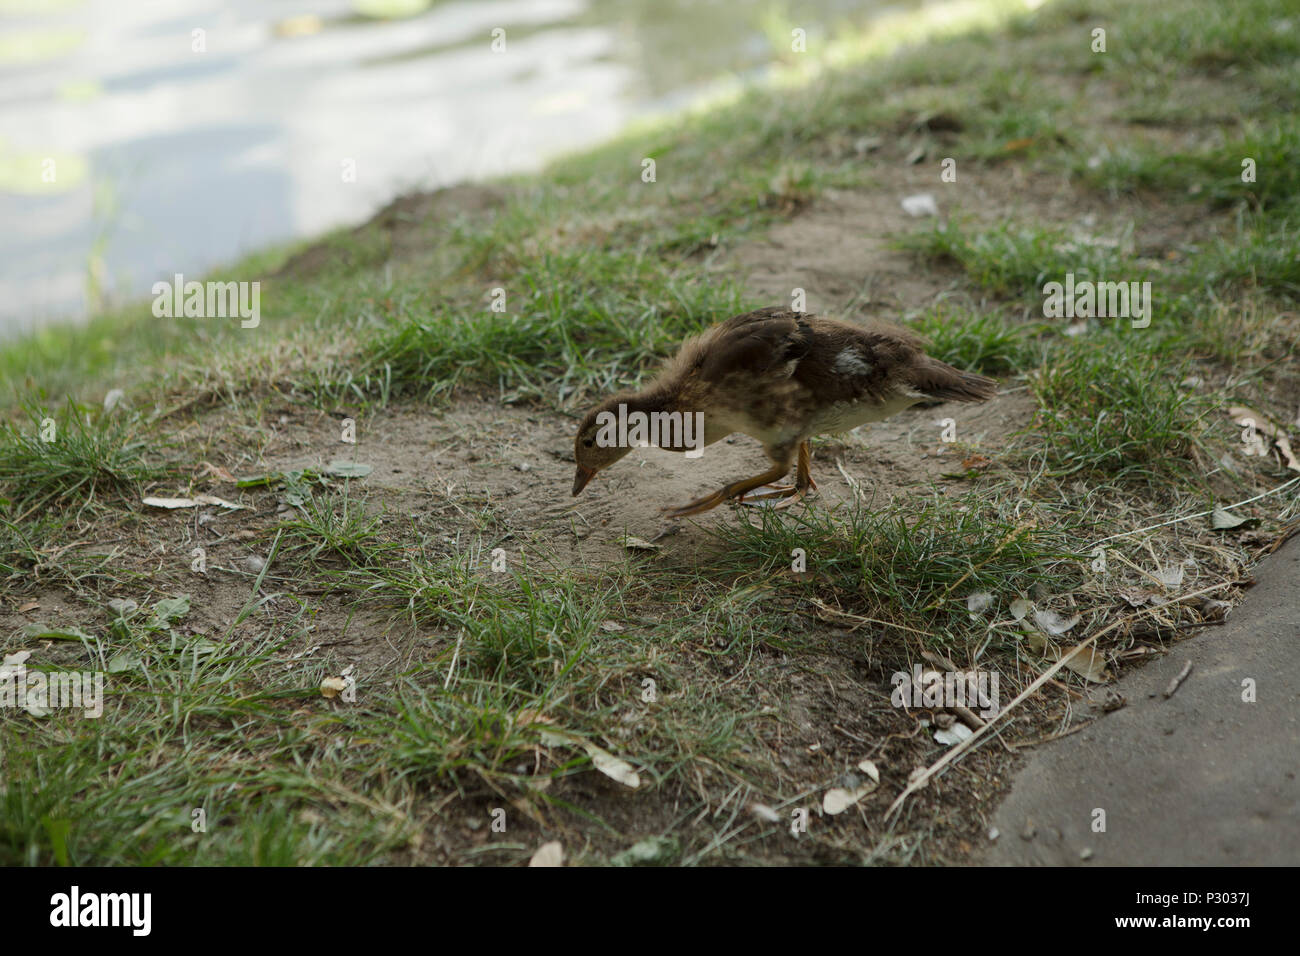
[[832, 348, 873, 378]]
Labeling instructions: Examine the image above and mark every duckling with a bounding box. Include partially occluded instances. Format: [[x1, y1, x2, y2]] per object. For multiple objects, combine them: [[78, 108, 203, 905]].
[[572, 307, 997, 517]]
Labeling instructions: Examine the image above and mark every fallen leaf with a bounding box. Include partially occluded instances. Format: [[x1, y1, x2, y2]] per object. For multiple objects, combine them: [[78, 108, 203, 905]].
[[1032, 608, 1082, 636], [1, 650, 32, 670], [324, 461, 373, 478], [1002, 137, 1034, 152], [1010, 598, 1032, 621], [823, 775, 879, 814], [621, 535, 661, 552], [824, 762, 881, 814], [1210, 506, 1259, 531], [143, 495, 245, 510], [1228, 405, 1283, 438], [17, 601, 39, 613], [1228, 405, 1300, 472], [1120, 588, 1160, 608], [582, 741, 640, 789], [320, 676, 347, 698], [528, 841, 564, 867], [198, 462, 236, 482], [143, 496, 202, 509], [1024, 631, 1110, 682], [1276, 435, 1300, 474], [934, 722, 974, 746], [599, 620, 625, 633]]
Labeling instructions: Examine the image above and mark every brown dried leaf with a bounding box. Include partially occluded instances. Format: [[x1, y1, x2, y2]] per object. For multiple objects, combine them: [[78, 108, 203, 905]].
[[1024, 631, 1110, 683]]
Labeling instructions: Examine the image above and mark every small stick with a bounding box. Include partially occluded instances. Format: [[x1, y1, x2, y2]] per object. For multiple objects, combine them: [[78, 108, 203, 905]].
[[1163, 660, 1193, 698]]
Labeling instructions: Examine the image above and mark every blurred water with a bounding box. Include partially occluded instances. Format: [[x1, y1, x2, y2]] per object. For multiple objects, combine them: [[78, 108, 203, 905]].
[[0, 0, 887, 336]]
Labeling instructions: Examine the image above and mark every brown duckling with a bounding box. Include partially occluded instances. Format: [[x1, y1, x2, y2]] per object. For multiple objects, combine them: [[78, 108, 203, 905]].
[[572, 307, 997, 517]]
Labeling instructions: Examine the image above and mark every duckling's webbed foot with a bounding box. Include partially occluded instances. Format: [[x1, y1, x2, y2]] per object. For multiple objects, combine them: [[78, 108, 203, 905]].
[[663, 462, 791, 518]]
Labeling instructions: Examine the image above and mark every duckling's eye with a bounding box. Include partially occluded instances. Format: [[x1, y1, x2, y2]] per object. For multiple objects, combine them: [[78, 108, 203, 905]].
[[583, 438, 595, 447]]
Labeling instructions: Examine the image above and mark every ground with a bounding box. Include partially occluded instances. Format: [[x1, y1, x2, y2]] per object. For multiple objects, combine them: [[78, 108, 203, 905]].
[[1, 0, 1298, 866]]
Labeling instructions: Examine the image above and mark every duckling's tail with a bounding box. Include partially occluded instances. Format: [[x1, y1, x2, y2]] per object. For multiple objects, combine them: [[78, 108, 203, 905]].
[[909, 357, 998, 403]]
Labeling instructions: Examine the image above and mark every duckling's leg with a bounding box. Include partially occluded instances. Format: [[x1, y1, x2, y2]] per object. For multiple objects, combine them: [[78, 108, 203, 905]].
[[741, 441, 817, 508], [796, 440, 818, 492], [664, 461, 792, 518]]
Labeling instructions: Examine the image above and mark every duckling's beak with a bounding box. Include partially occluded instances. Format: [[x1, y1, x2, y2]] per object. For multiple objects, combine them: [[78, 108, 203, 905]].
[[572, 465, 597, 496]]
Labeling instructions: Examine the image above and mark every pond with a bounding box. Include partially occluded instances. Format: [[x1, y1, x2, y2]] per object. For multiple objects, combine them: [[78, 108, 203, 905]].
[[0, 0, 902, 336]]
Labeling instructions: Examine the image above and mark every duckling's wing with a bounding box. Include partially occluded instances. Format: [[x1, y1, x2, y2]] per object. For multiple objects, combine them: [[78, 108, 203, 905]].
[[791, 318, 998, 405], [785, 318, 914, 404], [692, 308, 811, 384]]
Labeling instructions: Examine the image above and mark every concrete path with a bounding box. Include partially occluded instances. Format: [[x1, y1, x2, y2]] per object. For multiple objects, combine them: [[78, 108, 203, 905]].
[[985, 537, 1300, 865]]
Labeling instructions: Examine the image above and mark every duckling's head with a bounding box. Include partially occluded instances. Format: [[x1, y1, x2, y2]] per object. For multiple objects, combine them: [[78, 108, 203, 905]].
[[572, 397, 638, 495]]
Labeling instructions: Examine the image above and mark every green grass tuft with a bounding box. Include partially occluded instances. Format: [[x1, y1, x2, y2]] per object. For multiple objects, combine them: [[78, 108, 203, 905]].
[[0, 402, 157, 512]]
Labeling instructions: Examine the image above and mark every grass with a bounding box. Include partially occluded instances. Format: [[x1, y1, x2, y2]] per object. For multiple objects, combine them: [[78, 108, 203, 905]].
[[359, 248, 752, 405], [1187, 203, 1300, 297], [0, 402, 159, 513], [1079, 120, 1300, 210], [910, 303, 1045, 374], [897, 219, 1140, 302], [2, 0, 1298, 866], [1030, 336, 1210, 482], [711, 492, 1086, 633]]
